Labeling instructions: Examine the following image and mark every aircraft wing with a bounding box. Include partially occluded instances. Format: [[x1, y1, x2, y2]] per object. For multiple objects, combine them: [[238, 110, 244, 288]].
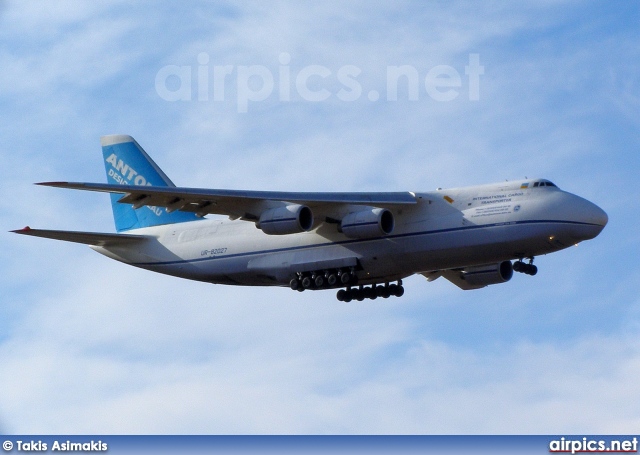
[[11, 226, 151, 246], [37, 182, 417, 221]]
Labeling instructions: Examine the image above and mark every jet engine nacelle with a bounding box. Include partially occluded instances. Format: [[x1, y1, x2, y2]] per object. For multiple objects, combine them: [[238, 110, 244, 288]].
[[461, 261, 513, 287], [256, 204, 314, 235], [339, 208, 394, 239]]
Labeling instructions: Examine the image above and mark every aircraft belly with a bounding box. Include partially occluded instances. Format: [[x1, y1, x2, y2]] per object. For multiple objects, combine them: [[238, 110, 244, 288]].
[[114, 217, 575, 287], [394, 221, 561, 272]]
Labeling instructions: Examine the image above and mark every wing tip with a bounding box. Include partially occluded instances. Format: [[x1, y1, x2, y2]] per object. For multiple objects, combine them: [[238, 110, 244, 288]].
[[36, 181, 70, 187], [10, 226, 31, 234]]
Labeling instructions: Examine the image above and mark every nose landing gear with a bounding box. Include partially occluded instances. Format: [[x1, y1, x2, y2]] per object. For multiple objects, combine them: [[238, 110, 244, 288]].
[[513, 257, 538, 276]]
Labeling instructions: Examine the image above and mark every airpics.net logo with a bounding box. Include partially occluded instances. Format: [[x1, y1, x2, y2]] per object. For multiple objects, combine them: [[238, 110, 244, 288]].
[[155, 52, 484, 113]]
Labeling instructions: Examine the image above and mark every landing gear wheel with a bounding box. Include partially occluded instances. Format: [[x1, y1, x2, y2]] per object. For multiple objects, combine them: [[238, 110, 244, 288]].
[[314, 275, 324, 287], [514, 258, 538, 276], [289, 278, 300, 291], [364, 287, 375, 300], [373, 285, 383, 299], [327, 273, 337, 286], [380, 285, 391, 299], [302, 276, 313, 289]]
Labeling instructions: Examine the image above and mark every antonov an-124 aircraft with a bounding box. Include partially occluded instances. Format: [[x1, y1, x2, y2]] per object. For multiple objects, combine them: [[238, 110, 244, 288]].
[[13, 135, 608, 301]]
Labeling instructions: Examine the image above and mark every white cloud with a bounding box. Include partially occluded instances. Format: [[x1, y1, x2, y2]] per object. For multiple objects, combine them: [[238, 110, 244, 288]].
[[0, 1, 136, 95], [2, 258, 640, 433]]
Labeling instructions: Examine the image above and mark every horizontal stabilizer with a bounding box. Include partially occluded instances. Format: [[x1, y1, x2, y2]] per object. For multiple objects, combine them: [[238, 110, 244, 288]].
[[11, 227, 151, 247]]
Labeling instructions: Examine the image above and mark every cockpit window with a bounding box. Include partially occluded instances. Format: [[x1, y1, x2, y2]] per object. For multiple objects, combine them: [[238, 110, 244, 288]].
[[533, 180, 557, 188]]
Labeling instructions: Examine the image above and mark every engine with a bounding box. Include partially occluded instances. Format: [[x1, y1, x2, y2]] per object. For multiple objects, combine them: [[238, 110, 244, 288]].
[[461, 261, 513, 287], [339, 208, 394, 239], [256, 204, 314, 235]]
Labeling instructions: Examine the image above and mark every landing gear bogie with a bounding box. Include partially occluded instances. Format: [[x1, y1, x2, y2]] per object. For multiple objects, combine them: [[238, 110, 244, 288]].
[[335, 280, 405, 302], [290, 267, 358, 292]]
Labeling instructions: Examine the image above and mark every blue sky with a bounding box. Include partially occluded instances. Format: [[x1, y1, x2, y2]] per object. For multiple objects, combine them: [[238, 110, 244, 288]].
[[1, 0, 639, 433]]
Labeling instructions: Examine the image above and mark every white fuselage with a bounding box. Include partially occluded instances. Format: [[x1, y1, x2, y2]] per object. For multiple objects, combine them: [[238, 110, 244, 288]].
[[93, 179, 607, 287]]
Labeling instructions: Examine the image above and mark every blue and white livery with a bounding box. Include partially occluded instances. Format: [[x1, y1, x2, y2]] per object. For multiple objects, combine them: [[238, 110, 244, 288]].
[[13, 135, 608, 301]]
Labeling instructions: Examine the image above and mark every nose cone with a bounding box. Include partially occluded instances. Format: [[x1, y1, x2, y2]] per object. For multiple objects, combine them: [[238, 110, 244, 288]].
[[589, 203, 608, 229], [565, 194, 608, 240]]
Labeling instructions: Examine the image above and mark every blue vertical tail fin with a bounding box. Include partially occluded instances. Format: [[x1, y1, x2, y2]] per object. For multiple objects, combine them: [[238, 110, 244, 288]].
[[101, 135, 199, 232]]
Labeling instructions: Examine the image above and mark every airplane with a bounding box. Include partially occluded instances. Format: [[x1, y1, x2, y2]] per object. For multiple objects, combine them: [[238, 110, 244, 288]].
[[12, 135, 608, 301]]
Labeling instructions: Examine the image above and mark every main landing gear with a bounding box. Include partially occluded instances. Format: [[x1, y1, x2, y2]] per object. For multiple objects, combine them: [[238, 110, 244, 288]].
[[289, 268, 405, 301], [513, 257, 538, 276], [289, 267, 358, 292], [336, 281, 404, 302]]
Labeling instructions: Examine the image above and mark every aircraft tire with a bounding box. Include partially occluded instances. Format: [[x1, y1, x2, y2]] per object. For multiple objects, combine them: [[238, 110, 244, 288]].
[[363, 287, 374, 299], [290, 278, 300, 291], [372, 287, 380, 300], [302, 276, 313, 289], [315, 275, 324, 287], [327, 273, 337, 286]]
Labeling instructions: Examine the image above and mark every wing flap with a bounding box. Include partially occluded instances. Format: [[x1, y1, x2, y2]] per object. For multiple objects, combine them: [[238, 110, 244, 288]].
[[11, 227, 151, 246]]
